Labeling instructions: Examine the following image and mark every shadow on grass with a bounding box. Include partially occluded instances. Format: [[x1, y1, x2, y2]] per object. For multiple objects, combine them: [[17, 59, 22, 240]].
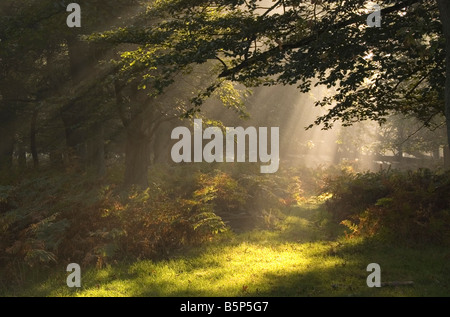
[[261, 241, 450, 297]]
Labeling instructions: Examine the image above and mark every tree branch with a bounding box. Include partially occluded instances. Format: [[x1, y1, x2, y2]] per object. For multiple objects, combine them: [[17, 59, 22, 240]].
[[396, 113, 437, 148], [219, 0, 422, 78]]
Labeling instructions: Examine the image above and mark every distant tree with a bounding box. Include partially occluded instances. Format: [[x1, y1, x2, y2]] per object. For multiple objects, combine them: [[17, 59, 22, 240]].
[[112, 57, 248, 187], [375, 114, 447, 160], [0, 0, 138, 174], [335, 114, 447, 166], [0, 0, 63, 171]]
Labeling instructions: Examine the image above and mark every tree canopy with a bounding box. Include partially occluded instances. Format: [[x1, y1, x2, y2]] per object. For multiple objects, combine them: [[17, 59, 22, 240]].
[[95, 0, 448, 141]]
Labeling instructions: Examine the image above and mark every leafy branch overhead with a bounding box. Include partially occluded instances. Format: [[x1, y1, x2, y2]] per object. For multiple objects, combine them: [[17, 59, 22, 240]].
[[94, 0, 444, 130]]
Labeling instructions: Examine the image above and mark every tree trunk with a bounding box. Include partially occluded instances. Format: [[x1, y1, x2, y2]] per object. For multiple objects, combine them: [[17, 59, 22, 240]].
[[61, 108, 86, 170], [17, 138, 26, 169], [63, 36, 108, 174], [0, 130, 15, 170], [87, 123, 106, 177], [432, 146, 440, 160], [437, 0, 450, 168], [114, 80, 150, 188], [396, 147, 404, 162], [30, 106, 39, 168], [444, 145, 450, 169], [124, 133, 150, 188], [61, 36, 89, 170], [0, 104, 16, 171]]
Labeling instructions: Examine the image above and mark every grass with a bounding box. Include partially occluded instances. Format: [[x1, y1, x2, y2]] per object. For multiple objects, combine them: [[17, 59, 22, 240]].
[[2, 199, 450, 297]]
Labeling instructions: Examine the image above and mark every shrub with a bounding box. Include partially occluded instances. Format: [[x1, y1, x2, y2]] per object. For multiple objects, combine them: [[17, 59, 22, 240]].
[[84, 184, 228, 266], [324, 168, 450, 245], [194, 170, 249, 214], [0, 163, 320, 282], [0, 168, 228, 278], [323, 169, 391, 222]]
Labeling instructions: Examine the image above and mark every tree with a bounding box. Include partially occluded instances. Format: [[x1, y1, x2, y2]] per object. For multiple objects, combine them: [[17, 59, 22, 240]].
[[0, 0, 63, 171], [97, 0, 450, 164], [112, 56, 248, 187], [334, 114, 447, 169], [0, 0, 139, 175], [1, 0, 247, 186], [437, 0, 450, 166]]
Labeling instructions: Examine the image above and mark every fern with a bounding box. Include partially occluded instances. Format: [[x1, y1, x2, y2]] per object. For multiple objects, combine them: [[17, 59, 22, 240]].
[[190, 211, 227, 234]]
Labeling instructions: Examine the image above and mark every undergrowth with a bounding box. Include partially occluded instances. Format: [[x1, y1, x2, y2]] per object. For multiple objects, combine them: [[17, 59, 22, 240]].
[[2, 163, 449, 294], [323, 168, 450, 245], [0, 163, 312, 286]]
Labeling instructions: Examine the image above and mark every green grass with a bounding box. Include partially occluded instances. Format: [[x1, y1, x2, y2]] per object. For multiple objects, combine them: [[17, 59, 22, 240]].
[[2, 200, 450, 297]]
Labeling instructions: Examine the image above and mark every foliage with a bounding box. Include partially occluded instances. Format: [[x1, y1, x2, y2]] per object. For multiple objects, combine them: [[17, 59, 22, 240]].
[[193, 171, 248, 212], [0, 168, 225, 277], [324, 168, 450, 244], [152, 163, 311, 230], [4, 199, 450, 297], [0, 163, 318, 282], [94, 0, 446, 133]]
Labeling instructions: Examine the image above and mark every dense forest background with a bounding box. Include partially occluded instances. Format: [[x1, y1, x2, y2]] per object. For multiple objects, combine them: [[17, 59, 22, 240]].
[[1, 0, 450, 297]]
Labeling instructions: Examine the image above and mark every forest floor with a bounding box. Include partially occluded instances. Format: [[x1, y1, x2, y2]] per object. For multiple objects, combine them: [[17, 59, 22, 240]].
[[2, 198, 450, 297]]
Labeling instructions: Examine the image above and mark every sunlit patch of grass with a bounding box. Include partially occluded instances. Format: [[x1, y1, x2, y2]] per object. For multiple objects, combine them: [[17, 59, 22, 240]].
[[3, 199, 450, 297], [64, 240, 333, 297]]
